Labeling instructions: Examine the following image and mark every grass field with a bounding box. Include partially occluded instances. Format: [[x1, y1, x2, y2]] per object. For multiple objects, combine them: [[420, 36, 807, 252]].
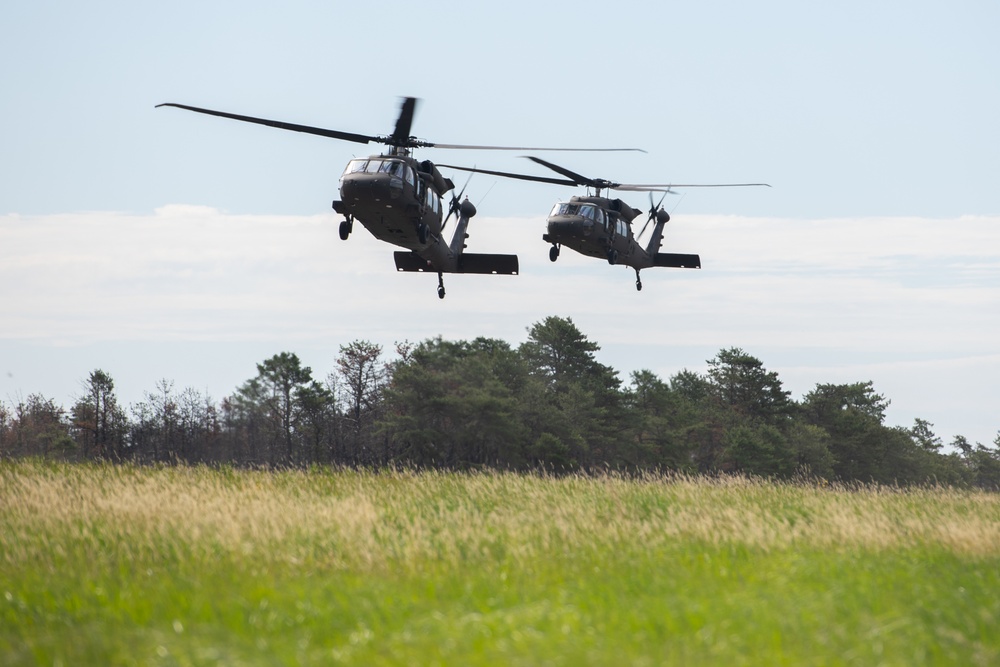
[[2, 460, 998, 665]]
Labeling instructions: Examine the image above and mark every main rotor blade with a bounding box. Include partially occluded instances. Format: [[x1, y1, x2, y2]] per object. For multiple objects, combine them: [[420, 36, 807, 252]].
[[641, 183, 773, 188], [158, 101, 651, 154], [613, 185, 677, 193], [522, 156, 595, 186], [427, 142, 646, 152], [616, 183, 770, 191], [155, 103, 377, 145], [437, 164, 577, 187], [390, 97, 417, 146]]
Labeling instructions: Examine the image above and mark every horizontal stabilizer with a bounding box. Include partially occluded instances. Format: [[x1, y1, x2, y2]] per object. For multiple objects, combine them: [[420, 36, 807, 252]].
[[654, 253, 701, 269], [394, 252, 433, 272], [458, 254, 519, 275], [393, 252, 519, 275]]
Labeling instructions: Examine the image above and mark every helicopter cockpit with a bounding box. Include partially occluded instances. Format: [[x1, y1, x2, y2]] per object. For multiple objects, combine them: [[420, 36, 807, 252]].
[[549, 202, 608, 229], [342, 158, 417, 187]]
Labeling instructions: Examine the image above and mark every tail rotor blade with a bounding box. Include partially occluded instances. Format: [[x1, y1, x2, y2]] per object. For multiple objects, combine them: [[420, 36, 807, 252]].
[[442, 170, 474, 233]]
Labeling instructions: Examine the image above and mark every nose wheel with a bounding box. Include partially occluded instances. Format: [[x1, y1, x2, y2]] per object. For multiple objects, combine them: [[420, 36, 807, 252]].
[[339, 216, 353, 240]]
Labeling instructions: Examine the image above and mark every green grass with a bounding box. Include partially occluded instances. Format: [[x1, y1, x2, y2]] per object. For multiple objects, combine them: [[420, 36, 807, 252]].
[[2, 460, 998, 665]]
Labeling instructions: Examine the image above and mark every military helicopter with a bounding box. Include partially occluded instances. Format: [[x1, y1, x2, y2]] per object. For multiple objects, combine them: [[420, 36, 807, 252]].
[[439, 156, 770, 291], [156, 98, 641, 298]]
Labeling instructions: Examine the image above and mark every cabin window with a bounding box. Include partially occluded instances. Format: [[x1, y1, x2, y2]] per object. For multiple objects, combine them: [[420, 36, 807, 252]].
[[426, 188, 440, 213], [617, 220, 628, 237]]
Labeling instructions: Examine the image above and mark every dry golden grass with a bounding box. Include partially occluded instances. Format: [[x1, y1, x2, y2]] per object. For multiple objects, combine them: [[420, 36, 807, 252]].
[[4, 461, 999, 574]]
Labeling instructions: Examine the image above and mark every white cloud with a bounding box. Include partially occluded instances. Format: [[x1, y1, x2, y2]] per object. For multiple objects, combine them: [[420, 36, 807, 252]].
[[1, 208, 998, 445]]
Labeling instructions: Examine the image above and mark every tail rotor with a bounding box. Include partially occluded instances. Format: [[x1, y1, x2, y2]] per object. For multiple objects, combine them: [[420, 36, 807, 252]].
[[442, 171, 474, 234], [637, 191, 670, 240]]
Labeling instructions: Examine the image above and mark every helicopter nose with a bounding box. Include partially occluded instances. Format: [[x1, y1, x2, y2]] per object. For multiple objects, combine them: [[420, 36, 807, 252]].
[[340, 173, 402, 205], [547, 216, 591, 238]]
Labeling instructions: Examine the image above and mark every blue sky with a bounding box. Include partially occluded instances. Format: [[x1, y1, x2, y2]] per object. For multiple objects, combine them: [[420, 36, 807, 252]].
[[2, 1, 998, 446]]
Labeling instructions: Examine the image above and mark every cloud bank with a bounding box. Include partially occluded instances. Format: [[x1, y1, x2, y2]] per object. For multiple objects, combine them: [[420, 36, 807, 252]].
[[2, 208, 998, 445]]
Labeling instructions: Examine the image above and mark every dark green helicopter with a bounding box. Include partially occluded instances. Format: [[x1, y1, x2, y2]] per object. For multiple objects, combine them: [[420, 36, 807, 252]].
[[439, 157, 770, 291], [156, 98, 641, 298]]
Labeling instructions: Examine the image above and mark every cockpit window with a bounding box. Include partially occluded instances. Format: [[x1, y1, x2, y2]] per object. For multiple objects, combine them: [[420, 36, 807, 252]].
[[550, 203, 599, 220], [345, 159, 368, 174], [344, 159, 409, 177], [378, 161, 403, 177]]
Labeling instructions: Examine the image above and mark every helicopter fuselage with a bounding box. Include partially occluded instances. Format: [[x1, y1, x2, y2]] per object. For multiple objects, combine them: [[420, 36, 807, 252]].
[[334, 154, 451, 249], [542, 194, 700, 290], [332, 153, 518, 298], [543, 195, 645, 267]]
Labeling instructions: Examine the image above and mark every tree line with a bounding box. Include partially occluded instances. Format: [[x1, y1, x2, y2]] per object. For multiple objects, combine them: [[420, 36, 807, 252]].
[[2, 316, 998, 488]]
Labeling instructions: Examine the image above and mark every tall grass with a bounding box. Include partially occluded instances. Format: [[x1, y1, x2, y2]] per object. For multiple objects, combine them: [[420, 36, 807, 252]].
[[2, 460, 998, 665]]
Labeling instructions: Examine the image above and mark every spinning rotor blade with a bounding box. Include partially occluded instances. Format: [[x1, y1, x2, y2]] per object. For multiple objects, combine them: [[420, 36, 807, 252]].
[[437, 164, 576, 187], [428, 143, 646, 152], [644, 183, 772, 188], [159, 98, 648, 153], [155, 103, 377, 145], [523, 156, 597, 187], [638, 191, 670, 239], [442, 170, 475, 233], [604, 185, 676, 193], [523, 156, 673, 192], [390, 97, 417, 146], [525, 157, 771, 192]]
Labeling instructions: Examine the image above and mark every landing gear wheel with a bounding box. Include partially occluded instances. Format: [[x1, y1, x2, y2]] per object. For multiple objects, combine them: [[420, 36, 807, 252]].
[[437, 286, 446, 299], [437, 272, 446, 299], [607, 248, 618, 265], [418, 223, 429, 245], [636, 279, 643, 291], [339, 218, 352, 240], [549, 245, 560, 262]]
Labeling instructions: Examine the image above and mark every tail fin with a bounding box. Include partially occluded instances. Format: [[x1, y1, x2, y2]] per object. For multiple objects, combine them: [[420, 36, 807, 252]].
[[644, 209, 671, 256]]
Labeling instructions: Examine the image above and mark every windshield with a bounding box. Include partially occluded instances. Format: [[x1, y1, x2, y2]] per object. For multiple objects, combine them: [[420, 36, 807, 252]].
[[550, 203, 598, 219], [343, 158, 405, 177]]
